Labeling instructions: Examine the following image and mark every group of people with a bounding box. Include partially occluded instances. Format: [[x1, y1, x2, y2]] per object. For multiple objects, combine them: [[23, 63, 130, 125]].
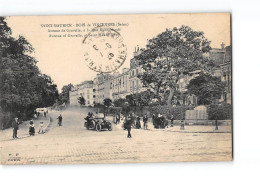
[[152, 113, 169, 129], [33, 110, 48, 118], [11, 117, 45, 139], [120, 112, 149, 138], [134, 114, 148, 129], [29, 120, 45, 136]]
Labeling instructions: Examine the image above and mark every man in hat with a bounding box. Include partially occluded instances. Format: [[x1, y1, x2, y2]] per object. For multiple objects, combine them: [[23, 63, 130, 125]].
[[12, 117, 19, 139], [126, 114, 132, 138]]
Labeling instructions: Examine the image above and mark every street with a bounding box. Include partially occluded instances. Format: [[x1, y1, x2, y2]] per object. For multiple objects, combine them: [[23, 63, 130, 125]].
[[0, 109, 232, 165]]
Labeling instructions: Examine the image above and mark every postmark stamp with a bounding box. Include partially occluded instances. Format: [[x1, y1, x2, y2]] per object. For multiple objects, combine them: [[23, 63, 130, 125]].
[[82, 26, 127, 73]]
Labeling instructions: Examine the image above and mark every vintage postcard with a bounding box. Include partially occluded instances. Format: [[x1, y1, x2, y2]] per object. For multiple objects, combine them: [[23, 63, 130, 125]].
[[0, 13, 232, 165]]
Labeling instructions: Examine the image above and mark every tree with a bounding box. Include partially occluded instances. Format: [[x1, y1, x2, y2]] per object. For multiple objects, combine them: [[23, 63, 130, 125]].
[[0, 17, 58, 127], [59, 83, 74, 105], [77, 96, 86, 106], [103, 98, 112, 108], [135, 26, 213, 106], [114, 98, 126, 107], [187, 74, 225, 105]]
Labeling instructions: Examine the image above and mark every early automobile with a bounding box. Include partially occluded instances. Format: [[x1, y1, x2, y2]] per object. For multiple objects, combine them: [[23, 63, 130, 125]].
[[84, 113, 112, 132]]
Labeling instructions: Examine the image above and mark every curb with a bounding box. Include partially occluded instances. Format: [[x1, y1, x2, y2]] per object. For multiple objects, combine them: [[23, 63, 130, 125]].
[[42, 115, 52, 133], [143, 127, 232, 133]]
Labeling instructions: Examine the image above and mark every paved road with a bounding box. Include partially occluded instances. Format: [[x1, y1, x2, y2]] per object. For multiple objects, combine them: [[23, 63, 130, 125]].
[[0, 109, 232, 165]]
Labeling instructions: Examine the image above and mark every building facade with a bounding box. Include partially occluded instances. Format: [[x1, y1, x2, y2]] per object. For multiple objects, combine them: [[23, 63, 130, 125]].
[[69, 43, 231, 105], [69, 81, 95, 106], [129, 47, 147, 95], [111, 68, 131, 101], [94, 73, 113, 104]]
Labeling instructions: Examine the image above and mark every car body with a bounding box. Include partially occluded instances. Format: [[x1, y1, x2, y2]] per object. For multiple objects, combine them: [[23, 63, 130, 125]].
[[84, 113, 112, 131]]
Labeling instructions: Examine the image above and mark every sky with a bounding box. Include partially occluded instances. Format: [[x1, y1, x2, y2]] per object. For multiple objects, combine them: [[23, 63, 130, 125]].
[[6, 13, 230, 92]]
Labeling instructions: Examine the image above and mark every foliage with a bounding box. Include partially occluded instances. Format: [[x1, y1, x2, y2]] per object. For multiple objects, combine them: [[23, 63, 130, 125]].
[[113, 98, 126, 107], [187, 73, 225, 105], [103, 98, 112, 108], [0, 17, 58, 128], [58, 83, 74, 105], [125, 90, 157, 106], [77, 96, 86, 106], [135, 26, 213, 105], [208, 104, 232, 120]]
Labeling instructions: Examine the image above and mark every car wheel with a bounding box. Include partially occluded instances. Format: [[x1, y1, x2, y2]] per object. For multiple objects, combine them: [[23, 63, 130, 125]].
[[108, 124, 112, 131], [96, 124, 102, 132]]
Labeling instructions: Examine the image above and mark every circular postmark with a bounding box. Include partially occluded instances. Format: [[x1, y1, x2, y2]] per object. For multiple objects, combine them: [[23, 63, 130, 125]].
[[82, 26, 127, 73]]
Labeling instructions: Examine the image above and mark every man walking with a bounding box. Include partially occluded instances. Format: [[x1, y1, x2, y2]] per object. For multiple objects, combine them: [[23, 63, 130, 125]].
[[126, 115, 132, 138], [57, 114, 63, 126], [12, 117, 19, 139], [143, 114, 148, 129]]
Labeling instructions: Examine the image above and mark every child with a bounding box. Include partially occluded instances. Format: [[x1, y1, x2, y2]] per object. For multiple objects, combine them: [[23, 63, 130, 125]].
[[29, 120, 35, 136], [38, 121, 44, 134]]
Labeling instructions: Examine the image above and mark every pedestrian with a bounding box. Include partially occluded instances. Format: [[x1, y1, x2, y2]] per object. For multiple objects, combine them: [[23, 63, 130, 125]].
[[38, 121, 44, 134], [57, 114, 62, 126], [44, 111, 46, 117], [116, 113, 120, 124], [143, 114, 148, 129], [152, 114, 155, 125], [136, 116, 141, 129], [29, 120, 35, 136], [180, 120, 185, 130], [126, 115, 132, 138], [170, 115, 174, 127], [37, 111, 40, 117], [157, 113, 162, 128], [12, 117, 19, 139]]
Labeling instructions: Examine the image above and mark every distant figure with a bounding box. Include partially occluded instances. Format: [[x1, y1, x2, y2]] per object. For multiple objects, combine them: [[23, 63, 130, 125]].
[[152, 114, 156, 125], [12, 117, 19, 139], [116, 113, 120, 124], [37, 111, 40, 117], [57, 114, 63, 126], [29, 120, 35, 136], [38, 121, 44, 134], [135, 116, 141, 129], [126, 115, 132, 138], [44, 111, 46, 117], [143, 114, 148, 129], [170, 115, 174, 127], [180, 120, 185, 130]]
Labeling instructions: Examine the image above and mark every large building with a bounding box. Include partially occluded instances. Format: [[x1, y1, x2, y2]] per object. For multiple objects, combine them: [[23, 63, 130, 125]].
[[111, 68, 131, 100], [176, 43, 232, 105], [220, 45, 232, 104], [69, 43, 231, 106], [69, 81, 95, 106], [129, 47, 147, 94], [94, 73, 113, 104]]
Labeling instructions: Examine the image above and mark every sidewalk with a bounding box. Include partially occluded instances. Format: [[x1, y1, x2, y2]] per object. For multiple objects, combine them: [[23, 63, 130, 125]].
[[143, 122, 232, 133], [0, 115, 51, 142]]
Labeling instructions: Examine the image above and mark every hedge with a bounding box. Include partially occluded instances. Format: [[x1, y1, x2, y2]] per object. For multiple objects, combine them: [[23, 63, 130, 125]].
[[207, 104, 232, 120], [112, 104, 232, 121]]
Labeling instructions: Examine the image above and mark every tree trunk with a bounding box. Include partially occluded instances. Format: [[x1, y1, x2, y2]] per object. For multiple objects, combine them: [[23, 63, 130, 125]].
[[167, 88, 174, 106]]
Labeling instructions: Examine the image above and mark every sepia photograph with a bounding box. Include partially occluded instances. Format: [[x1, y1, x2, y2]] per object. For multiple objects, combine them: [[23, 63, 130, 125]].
[[0, 13, 232, 165]]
